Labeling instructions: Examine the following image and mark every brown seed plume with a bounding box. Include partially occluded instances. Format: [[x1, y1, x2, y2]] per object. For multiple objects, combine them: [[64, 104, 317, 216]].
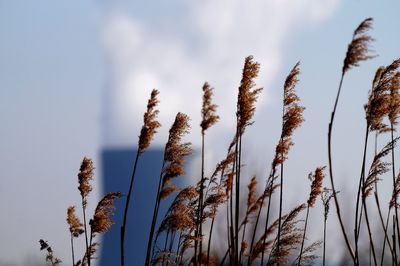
[[39, 239, 62, 266], [389, 72, 400, 126], [158, 186, 198, 233], [390, 172, 400, 209], [67, 206, 84, 237], [89, 192, 121, 234], [366, 59, 400, 132], [268, 204, 306, 265], [273, 62, 305, 169], [342, 18, 375, 74], [201, 82, 219, 134], [237, 56, 263, 136], [203, 186, 226, 219], [78, 157, 94, 207], [307, 167, 326, 207], [138, 89, 161, 154], [293, 241, 322, 266], [363, 138, 399, 198], [160, 112, 192, 199]]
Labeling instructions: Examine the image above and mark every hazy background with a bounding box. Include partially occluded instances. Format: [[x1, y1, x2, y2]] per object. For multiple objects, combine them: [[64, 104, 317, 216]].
[[1, 0, 400, 265]]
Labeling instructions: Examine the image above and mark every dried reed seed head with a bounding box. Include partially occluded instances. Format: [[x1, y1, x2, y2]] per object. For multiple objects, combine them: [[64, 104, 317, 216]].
[[390, 172, 400, 209], [247, 176, 258, 207], [307, 166, 326, 207], [160, 112, 192, 200], [268, 204, 306, 265], [138, 89, 161, 154], [201, 82, 219, 133], [39, 240, 62, 266], [366, 60, 400, 132], [343, 17, 375, 74], [295, 241, 322, 266], [389, 72, 400, 126], [363, 138, 398, 198], [237, 56, 263, 135], [89, 192, 121, 234], [67, 206, 84, 237], [78, 157, 94, 204]]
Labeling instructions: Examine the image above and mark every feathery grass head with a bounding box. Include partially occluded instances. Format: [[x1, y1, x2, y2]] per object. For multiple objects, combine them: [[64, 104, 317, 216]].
[[237, 56, 263, 135], [160, 112, 192, 199], [89, 192, 121, 234], [39, 239, 62, 266], [321, 188, 335, 221], [158, 186, 198, 233], [366, 59, 400, 132], [307, 166, 326, 207], [293, 241, 322, 266], [78, 157, 94, 207], [390, 172, 400, 209], [363, 138, 398, 198], [343, 18, 375, 74], [67, 206, 84, 237], [138, 89, 161, 154], [273, 62, 305, 169], [201, 82, 219, 134], [268, 204, 306, 265], [389, 72, 400, 126]]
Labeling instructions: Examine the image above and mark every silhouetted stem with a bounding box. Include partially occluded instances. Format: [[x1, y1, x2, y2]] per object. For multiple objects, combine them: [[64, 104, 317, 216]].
[[327, 73, 356, 263], [145, 161, 166, 266], [121, 151, 140, 266], [297, 204, 310, 266]]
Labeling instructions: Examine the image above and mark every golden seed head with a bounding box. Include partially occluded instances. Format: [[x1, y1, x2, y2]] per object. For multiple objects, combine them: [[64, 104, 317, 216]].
[[201, 82, 219, 134], [343, 17, 375, 74], [138, 89, 161, 154], [90, 192, 121, 234], [66, 206, 84, 237], [78, 157, 94, 206]]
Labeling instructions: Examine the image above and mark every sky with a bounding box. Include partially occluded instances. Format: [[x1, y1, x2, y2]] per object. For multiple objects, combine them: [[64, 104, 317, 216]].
[[0, 0, 400, 265]]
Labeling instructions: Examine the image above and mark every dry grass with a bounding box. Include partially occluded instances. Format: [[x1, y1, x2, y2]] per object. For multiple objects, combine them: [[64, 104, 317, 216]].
[[38, 17, 400, 266]]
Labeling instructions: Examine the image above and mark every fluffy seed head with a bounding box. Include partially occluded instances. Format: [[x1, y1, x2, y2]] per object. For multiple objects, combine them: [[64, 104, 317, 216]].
[[160, 112, 192, 199], [90, 192, 121, 234], [343, 18, 375, 74], [236, 56, 263, 136], [307, 166, 326, 207], [67, 206, 84, 237], [138, 89, 161, 154], [78, 157, 94, 207], [201, 82, 219, 134]]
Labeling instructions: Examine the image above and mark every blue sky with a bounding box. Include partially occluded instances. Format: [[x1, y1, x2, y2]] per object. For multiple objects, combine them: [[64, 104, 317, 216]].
[[0, 0, 400, 265]]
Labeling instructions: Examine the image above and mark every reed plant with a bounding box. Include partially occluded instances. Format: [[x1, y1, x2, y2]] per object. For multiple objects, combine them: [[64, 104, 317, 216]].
[[38, 17, 400, 266]]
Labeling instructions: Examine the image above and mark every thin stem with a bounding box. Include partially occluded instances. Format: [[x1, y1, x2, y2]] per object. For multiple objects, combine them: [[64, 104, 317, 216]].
[[390, 125, 400, 251], [121, 151, 140, 266], [260, 181, 274, 266], [81, 200, 90, 266], [70, 234, 75, 266], [355, 125, 370, 264], [297, 205, 310, 266], [327, 73, 356, 263], [381, 209, 392, 266], [276, 161, 284, 266], [323, 212, 327, 266], [145, 161, 166, 266], [363, 197, 378, 266]]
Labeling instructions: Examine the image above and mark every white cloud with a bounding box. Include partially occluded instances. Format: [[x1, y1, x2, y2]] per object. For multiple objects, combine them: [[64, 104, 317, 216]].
[[101, 0, 341, 148]]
